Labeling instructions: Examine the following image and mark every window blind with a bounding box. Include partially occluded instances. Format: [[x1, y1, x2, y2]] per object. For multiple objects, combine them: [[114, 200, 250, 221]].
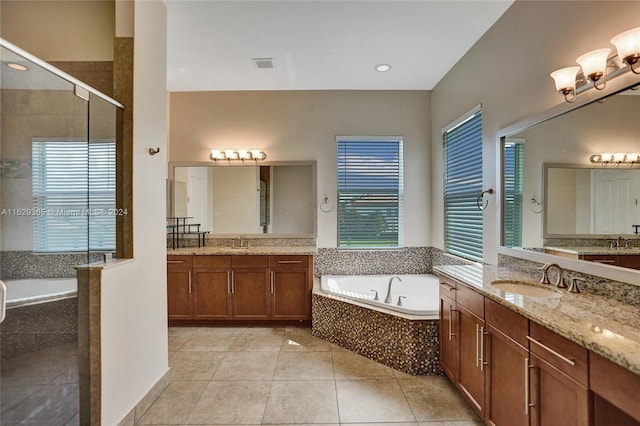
[[443, 110, 483, 262], [503, 141, 524, 247], [337, 139, 403, 248], [32, 140, 116, 252]]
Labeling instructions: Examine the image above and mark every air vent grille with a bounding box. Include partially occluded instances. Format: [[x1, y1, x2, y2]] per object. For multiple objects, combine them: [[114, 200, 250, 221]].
[[252, 57, 274, 69]]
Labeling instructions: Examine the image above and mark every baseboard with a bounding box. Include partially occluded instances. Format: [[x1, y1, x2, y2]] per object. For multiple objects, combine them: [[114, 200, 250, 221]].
[[117, 368, 171, 426]]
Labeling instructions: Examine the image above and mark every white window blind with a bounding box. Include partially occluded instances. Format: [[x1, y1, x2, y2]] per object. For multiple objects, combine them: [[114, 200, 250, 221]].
[[32, 140, 116, 252], [503, 140, 524, 247], [337, 138, 403, 249], [443, 109, 483, 262]]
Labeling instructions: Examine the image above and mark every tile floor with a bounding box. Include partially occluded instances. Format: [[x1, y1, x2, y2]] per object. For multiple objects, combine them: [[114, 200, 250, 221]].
[[0, 342, 79, 425], [139, 326, 481, 425]]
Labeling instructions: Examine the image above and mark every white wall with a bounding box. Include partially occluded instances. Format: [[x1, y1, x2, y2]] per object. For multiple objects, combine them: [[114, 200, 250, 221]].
[[430, 0, 640, 264], [169, 90, 431, 247], [99, 1, 169, 424], [272, 165, 314, 234]]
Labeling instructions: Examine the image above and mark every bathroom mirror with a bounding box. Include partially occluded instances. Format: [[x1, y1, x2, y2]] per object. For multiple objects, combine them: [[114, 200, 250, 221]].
[[168, 161, 316, 236], [499, 73, 640, 279]]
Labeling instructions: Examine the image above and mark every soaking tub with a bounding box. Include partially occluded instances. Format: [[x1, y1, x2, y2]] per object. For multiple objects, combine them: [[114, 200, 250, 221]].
[[4, 277, 77, 308], [319, 274, 439, 318]]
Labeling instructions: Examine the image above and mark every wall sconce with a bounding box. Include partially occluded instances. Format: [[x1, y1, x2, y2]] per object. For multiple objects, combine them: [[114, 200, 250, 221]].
[[589, 152, 640, 167], [210, 149, 267, 163], [551, 27, 640, 102]]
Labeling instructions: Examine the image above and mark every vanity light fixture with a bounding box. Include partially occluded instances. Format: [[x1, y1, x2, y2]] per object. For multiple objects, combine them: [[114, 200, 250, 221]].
[[209, 149, 267, 163], [589, 152, 640, 167], [551, 27, 640, 102]]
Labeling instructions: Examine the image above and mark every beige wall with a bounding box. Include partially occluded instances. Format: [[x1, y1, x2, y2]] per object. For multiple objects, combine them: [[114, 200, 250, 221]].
[[1, 0, 114, 61], [169, 90, 431, 247], [430, 0, 640, 264]]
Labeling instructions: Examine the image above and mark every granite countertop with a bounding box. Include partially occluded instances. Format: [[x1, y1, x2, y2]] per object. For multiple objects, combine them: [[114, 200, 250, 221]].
[[545, 246, 640, 255], [434, 264, 640, 376], [168, 246, 317, 256]]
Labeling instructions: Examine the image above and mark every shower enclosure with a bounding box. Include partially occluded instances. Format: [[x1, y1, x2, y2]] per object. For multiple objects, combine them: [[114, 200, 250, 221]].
[[0, 39, 123, 424]]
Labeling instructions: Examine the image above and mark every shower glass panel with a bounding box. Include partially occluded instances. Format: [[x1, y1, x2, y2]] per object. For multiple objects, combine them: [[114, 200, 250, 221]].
[[0, 40, 121, 425]]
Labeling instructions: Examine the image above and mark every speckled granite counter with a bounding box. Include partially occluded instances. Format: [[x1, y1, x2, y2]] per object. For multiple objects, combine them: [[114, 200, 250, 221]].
[[545, 246, 640, 255], [167, 246, 317, 256], [434, 264, 640, 376]]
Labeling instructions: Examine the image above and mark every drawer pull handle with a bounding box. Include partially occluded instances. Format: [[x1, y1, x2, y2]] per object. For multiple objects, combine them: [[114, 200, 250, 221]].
[[441, 282, 456, 292], [526, 336, 576, 366], [278, 260, 302, 264], [479, 325, 485, 371], [448, 305, 456, 341], [524, 357, 530, 415], [188, 270, 192, 294], [476, 323, 480, 368], [167, 260, 184, 264]]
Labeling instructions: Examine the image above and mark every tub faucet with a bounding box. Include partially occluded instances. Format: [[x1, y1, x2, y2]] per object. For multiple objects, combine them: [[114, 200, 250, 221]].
[[384, 276, 402, 303]]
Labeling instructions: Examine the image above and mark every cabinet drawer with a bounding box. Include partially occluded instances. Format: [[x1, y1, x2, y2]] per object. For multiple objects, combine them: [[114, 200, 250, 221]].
[[271, 255, 310, 269], [232, 255, 270, 269], [456, 283, 483, 318], [439, 276, 457, 299], [590, 352, 640, 421], [193, 255, 231, 268], [167, 255, 192, 268], [528, 322, 588, 386], [580, 254, 619, 265], [485, 298, 528, 347]]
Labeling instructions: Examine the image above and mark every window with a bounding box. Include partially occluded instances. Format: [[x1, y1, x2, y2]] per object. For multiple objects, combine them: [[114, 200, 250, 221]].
[[443, 108, 483, 262], [337, 137, 403, 248], [32, 140, 116, 252], [503, 139, 525, 247]]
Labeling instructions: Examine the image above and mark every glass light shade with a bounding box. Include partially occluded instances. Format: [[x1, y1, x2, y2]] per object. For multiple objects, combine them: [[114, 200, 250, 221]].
[[251, 149, 266, 160], [210, 149, 225, 160], [576, 48, 611, 79], [550, 66, 580, 92], [601, 153, 614, 162], [237, 149, 251, 159], [611, 27, 640, 62], [613, 153, 627, 162], [224, 149, 237, 159]]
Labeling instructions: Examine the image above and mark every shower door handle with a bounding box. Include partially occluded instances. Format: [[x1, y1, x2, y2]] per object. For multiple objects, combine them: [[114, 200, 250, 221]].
[[0, 280, 6, 323]]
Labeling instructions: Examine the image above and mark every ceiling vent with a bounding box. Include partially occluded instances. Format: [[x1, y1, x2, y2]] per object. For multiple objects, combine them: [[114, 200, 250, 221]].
[[252, 57, 274, 69]]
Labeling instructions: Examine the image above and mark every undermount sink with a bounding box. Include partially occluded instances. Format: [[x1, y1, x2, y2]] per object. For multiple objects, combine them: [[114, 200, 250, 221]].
[[490, 281, 562, 299]]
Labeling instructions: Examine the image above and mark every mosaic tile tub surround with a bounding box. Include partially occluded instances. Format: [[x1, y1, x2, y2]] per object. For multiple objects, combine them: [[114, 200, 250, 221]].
[[311, 293, 442, 375], [0, 251, 104, 280]]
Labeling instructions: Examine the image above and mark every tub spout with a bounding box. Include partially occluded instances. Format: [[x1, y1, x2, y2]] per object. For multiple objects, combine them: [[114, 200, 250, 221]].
[[384, 276, 402, 303]]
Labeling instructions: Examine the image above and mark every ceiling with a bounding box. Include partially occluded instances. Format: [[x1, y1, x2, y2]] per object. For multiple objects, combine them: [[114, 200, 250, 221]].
[[165, 0, 514, 92]]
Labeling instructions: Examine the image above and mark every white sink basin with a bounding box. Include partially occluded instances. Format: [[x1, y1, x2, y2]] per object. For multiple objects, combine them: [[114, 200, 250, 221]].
[[491, 281, 561, 299]]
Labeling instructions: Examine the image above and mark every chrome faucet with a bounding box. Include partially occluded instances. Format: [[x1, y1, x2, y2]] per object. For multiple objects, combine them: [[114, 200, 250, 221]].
[[384, 276, 402, 303], [616, 236, 628, 248], [538, 262, 566, 288], [239, 235, 244, 248]]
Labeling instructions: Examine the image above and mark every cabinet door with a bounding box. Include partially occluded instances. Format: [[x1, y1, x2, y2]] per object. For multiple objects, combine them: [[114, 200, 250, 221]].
[[439, 293, 458, 381], [167, 269, 193, 320], [271, 269, 310, 320], [484, 325, 529, 426], [457, 306, 485, 416], [529, 353, 589, 426], [193, 269, 232, 320], [232, 269, 271, 319]]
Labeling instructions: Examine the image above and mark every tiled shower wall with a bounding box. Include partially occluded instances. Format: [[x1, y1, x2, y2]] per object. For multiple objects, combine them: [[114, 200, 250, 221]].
[[314, 247, 474, 277], [0, 251, 104, 280]]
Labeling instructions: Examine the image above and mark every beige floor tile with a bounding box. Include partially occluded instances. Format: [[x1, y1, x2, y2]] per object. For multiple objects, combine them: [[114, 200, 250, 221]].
[[180, 334, 237, 352], [169, 335, 191, 352], [169, 351, 226, 380], [195, 327, 244, 336], [212, 352, 279, 380], [281, 331, 332, 351], [273, 351, 334, 380], [228, 333, 284, 352], [344, 423, 418, 426], [335, 379, 416, 423], [185, 381, 271, 424], [398, 377, 480, 422], [417, 421, 484, 426], [138, 381, 208, 424], [168, 327, 199, 337], [262, 380, 339, 424], [332, 350, 396, 380]]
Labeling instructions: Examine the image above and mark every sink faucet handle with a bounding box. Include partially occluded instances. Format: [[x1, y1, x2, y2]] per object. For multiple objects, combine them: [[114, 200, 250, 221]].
[[568, 277, 585, 294], [370, 289, 379, 301], [397, 296, 406, 306]]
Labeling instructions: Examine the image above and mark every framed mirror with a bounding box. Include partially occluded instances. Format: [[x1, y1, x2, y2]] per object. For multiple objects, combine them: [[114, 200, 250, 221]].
[[498, 71, 640, 281], [168, 161, 317, 237]]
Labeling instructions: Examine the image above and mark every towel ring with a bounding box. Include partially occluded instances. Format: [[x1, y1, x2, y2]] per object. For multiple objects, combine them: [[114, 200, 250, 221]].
[[320, 197, 334, 213], [531, 197, 543, 214], [476, 188, 494, 211]]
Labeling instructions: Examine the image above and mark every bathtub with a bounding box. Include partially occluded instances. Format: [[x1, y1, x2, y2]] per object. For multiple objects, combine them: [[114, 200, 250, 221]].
[[319, 274, 439, 318], [4, 278, 77, 308]]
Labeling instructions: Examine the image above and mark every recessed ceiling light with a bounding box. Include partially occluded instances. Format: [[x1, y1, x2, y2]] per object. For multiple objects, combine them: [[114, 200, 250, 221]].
[[375, 64, 391, 72], [7, 62, 28, 71]]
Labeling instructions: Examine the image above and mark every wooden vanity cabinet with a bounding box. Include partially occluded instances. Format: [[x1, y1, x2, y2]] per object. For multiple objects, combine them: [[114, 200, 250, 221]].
[[439, 277, 458, 381], [192, 255, 232, 320], [231, 255, 271, 320], [167, 255, 194, 320], [590, 352, 640, 425], [271, 255, 312, 320]]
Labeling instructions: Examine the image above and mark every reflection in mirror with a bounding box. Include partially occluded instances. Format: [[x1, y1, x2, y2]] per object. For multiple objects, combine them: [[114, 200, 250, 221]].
[[501, 82, 640, 271], [170, 162, 316, 236]]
